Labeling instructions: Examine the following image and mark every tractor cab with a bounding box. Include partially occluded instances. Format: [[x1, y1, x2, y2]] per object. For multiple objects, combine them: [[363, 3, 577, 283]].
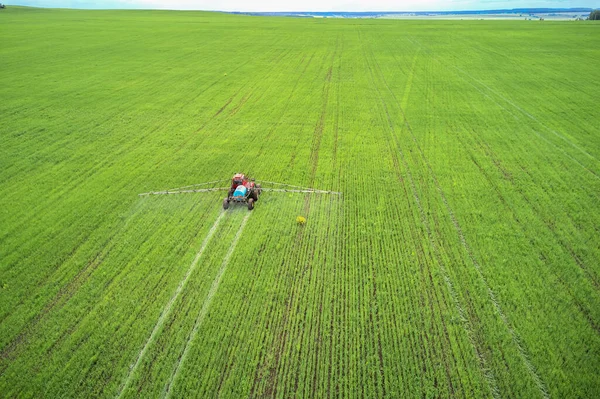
[[231, 173, 247, 188]]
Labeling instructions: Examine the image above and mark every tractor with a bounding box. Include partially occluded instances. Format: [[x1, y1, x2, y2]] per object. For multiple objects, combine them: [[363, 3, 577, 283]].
[[223, 173, 261, 210]]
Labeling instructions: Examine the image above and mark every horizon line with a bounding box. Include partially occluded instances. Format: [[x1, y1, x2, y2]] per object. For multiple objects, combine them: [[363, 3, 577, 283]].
[[4, 5, 596, 13]]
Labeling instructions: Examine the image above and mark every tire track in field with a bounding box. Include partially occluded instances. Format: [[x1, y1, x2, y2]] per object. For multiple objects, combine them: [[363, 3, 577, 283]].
[[240, 205, 302, 398], [289, 197, 340, 398], [378, 43, 526, 397], [355, 28, 395, 398], [370, 42, 550, 399], [465, 122, 600, 287], [459, 71, 600, 181], [360, 33, 483, 398], [453, 64, 600, 164], [364, 38, 464, 396], [248, 247, 297, 397], [0, 39, 267, 306], [115, 210, 226, 398], [0, 61, 240, 270], [254, 49, 316, 158], [401, 48, 421, 112], [326, 197, 344, 398], [458, 138, 600, 334], [252, 48, 339, 396], [248, 46, 334, 388], [361, 29, 454, 397], [404, 36, 600, 181], [281, 39, 329, 175], [1, 87, 199, 248], [462, 143, 600, 336], [381, 43, 455, 395], [307, 42, 336, 188], [286, 40, 340, 398], [327, 67, 344, 396], [152, 45, 293, 169], [213, 238, 269, 396], [0, 43, 292, 326], [445, 37, 599, 164], [0, 215, 127, 366], [402, 36, 600, 309], [162, 212, 251, 399], [0, 196, 217, 375], [300, 198, 330, 398], [248, 205, 309, 397], [290, 40, 339, 398], [1, 196, 218, 397], [331, 37, 344, 164]]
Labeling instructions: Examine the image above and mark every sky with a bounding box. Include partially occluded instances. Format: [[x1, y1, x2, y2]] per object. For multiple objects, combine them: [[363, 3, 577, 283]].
[[5, 0, 597, 12]]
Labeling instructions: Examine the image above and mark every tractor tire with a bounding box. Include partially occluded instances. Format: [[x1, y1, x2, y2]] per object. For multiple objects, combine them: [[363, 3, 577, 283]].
[[223, 198, 230, 210], [251, 190, 259, 202], [247, 198, 255, 211]]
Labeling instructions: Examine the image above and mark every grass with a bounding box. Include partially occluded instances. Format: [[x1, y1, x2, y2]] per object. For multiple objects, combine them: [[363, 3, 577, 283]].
[[1, 6, 599, 398]]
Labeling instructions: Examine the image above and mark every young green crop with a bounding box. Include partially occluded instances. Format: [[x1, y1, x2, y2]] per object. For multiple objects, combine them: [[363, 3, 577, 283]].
[[1, 6, 599, 398]]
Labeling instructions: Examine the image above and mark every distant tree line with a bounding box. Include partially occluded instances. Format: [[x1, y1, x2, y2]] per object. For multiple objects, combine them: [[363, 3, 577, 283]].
[[0, 4, 6, 9], [589, 10, 600, 20]]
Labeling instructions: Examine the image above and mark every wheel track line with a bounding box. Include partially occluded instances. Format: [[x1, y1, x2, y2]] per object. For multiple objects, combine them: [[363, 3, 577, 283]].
[[405, 36, 600, 181], [401, 47, 421, 112], [276, 49, 340, 395], [359, 30, 483, 397], [0, 198, 143, 365], [383, 47, 460, 383], [453, 64, 599, 164], [457, 68, 599, 181], [371, 38, 492, 396], [214, 236, 268, 396], [163, 212, 251, 399], [2, 196, 219, 382], [6, 196, 220, 388], [426, 36, 597, 162], [115, 210, 226, 398], [255, 49, 315, 158], [249, 198, 310, 397], [465, 133, 600, 327], [247, 215, 302, 397], [372, 42, 550, 399], [355, 30, 388, 396], [432, 47, 600, 293], [154, 43, 292, 169], [1, 53, 248, 265], [388, 57, 541, 398]]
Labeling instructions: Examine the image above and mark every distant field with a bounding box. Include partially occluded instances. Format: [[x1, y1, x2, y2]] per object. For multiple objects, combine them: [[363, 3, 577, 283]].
[[1, 6, 599, 398], [380, 14, 587, 20]]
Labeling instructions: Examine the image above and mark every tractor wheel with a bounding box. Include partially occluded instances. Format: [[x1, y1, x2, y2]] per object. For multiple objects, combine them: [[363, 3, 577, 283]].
[[223, 198, 230, 210], [251, 190, 259, 202], [247, 198, 254, 211]]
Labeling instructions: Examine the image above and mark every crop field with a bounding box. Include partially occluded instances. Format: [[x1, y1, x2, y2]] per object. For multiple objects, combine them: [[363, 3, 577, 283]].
[[1, 6, 599, 398]]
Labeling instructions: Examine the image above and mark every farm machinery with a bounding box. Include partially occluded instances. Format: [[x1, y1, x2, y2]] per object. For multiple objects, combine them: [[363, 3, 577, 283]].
[[138, 174, 341, 210], [223, 173, 261, 211]]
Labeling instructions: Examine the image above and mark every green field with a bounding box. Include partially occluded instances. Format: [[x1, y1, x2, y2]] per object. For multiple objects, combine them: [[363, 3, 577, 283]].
[[1, 6, 599, 398]]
